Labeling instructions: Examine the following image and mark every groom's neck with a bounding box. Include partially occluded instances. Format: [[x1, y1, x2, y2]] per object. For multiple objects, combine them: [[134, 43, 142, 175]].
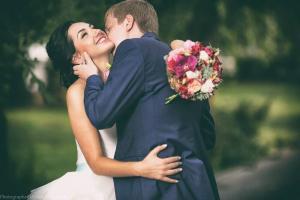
[[127, 29, 144, 39], [113, 29, 144, 55]]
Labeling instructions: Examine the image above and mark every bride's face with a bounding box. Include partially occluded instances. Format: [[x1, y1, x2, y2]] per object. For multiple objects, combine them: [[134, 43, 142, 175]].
[[68, 22, 114, 64]]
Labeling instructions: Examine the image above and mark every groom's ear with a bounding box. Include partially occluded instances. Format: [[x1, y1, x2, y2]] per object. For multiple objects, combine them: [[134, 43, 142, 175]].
[[72, 53, 84, 65], [124, 14, 135, 32]]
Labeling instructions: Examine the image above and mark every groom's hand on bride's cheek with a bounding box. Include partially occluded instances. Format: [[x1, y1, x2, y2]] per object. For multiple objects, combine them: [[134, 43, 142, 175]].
[[73, 52, 98, 81]]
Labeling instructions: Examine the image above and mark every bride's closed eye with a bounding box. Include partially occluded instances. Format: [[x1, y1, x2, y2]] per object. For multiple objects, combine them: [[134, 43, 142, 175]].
[[81, 32, 88, 39], [78, 24, 95, 39]]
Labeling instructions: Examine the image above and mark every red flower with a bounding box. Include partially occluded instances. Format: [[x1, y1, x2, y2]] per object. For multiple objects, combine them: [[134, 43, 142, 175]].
[[173, 55, 198, 78], [167, 59, 176, 74], [191, 43, 201, 56], [213, 62, 219, 71], [204, 47, 214, 57], [178, 85, 189, 98]]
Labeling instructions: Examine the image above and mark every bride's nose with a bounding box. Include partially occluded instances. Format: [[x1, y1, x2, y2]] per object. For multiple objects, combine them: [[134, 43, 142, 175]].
[[93, 29, 105, 36], [93, 29, 99, 36]]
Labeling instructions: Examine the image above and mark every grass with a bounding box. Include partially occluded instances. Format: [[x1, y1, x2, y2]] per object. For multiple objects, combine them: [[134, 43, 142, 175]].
[[6, 108, 76, 188], [4, 82, 300, 190]]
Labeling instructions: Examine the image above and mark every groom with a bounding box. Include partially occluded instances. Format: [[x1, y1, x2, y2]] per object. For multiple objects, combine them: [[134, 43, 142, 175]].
[[77, 0, 219, 199]]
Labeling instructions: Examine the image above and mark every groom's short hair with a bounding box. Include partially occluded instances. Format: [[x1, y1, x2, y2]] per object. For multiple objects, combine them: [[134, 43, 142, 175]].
[[105, 0, 159, 34]]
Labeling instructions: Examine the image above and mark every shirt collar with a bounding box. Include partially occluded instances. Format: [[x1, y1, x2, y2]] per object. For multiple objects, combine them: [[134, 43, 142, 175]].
[[142, 32, 160, 40]]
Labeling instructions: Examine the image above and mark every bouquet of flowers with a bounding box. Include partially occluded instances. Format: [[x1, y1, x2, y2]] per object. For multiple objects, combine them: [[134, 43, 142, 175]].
[[165, 40, 222, 104]]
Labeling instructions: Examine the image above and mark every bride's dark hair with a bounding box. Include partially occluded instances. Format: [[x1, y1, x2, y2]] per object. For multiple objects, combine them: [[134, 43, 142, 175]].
[[46, 21, 77, 88]]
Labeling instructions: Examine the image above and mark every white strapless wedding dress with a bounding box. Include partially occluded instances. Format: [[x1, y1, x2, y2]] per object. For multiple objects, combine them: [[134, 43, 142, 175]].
[[28, 126, 117, 200]]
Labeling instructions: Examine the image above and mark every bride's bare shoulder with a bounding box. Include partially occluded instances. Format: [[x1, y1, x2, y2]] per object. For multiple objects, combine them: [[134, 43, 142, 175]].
[[66, 79, 85, 105]]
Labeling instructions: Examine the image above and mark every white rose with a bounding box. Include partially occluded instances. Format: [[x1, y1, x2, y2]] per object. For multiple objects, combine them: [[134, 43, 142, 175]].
[[201, 79, 215, 93], [186, 70, 199, 79], [199, 50, 209, 62]]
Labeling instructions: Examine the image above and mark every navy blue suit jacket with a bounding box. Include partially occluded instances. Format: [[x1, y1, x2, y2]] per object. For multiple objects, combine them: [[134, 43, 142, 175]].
[[84, 32, 219, 200]]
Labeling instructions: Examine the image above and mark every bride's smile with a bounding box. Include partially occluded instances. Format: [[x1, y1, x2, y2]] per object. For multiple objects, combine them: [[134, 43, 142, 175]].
[[67, 22, 115, 63]]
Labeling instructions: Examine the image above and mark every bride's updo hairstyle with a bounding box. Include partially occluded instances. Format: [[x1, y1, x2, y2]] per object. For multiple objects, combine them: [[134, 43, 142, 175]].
[[46, 21, 77, 88]]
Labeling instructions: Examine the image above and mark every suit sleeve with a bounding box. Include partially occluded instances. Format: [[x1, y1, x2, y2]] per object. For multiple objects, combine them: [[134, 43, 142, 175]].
[[201, 100, 216, 150], [84, 39, 144, 129]]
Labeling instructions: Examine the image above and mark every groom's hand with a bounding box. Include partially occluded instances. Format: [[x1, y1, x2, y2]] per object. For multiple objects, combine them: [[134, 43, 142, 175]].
[[73, 52, 98, 81]]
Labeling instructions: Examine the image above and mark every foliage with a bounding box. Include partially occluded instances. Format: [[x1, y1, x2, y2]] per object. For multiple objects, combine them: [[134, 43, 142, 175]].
[[211, 101, 270, 170], [0, 0, 299, 108], [0, 0, 108, 107]]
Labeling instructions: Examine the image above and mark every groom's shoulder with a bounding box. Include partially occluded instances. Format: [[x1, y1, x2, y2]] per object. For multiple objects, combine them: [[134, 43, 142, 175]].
[[115, 37, 170, 58], [134, 36, 169, 48], [117, 39, 138, 50], [116, 37, 150, 49], [114, 39, 141, 57]]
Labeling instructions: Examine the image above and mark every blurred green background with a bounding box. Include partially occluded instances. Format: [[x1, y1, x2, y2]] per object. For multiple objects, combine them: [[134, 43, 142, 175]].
[[0, 0, 299, 199]]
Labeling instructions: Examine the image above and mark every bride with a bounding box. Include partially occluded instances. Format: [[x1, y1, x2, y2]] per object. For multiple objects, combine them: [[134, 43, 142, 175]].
[[28, 21, 182, 200]]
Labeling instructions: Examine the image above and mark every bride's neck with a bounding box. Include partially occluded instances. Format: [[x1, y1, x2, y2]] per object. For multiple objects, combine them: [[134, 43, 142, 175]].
[[94, 56, 110, 72], [93, 55, 110, 80]]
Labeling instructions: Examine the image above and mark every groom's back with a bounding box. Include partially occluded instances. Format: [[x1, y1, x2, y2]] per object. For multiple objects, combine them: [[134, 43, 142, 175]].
[[114, 33, 219, 199], [115, 33, 215, 160]]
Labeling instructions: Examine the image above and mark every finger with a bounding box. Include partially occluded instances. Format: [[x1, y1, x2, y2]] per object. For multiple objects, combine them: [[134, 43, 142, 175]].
[[163, 168, 183, 176], [164, 162, 182, 170], [83, 52, 92, 64], [149, 144, 167, 156], [162, 156, 181, 164], [73, 65, 81, 71], [160, 176, 179, 184]]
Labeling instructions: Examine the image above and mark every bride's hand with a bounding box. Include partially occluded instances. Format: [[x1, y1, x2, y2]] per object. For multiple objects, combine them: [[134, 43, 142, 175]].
[[170, 40, 185, 50], [135, 144, 182, 183]]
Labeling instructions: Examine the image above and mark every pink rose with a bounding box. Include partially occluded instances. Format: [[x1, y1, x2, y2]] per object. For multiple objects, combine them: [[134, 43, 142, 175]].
[[172, 55, 198, 78], [187, 56, 197, 71], [187, 79, 202, 95], [168, 48, 185, 61], [184, 40, 196, 50]]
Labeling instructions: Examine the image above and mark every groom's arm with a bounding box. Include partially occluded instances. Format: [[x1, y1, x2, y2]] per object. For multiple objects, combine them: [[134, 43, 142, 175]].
[[84, 39, 144, 129]]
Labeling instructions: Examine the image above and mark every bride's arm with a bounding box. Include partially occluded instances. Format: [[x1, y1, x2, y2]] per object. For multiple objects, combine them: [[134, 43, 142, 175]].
[[66, 82, 182, 183]]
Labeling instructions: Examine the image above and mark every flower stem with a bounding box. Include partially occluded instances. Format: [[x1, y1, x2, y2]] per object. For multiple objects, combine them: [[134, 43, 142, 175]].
[[165, 94, 179, 104]]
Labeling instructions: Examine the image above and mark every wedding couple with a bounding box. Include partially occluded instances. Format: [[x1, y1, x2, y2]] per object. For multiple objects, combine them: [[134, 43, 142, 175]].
[[29, 0, 219, 199]]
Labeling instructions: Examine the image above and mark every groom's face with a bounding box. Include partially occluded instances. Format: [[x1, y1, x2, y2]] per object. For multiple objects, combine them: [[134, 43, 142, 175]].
[[105, 14, 127, 48]]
